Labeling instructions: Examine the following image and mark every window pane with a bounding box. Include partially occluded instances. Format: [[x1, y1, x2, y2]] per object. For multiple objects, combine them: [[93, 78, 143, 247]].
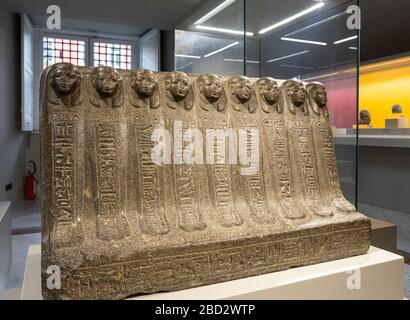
[[42, 37, 86, 69], [93, 41, 132, 69]]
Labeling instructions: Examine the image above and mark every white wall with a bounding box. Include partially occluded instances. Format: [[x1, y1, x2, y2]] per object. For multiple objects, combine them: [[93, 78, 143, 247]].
[[0, 4, 26, 201]]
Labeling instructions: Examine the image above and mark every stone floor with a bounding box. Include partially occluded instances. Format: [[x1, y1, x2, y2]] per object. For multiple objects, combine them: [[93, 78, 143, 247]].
[[7, 200, 41, 289], [7, 232, 41, 289], [10, 200, 41, 235], [4, 200, 410, 299]]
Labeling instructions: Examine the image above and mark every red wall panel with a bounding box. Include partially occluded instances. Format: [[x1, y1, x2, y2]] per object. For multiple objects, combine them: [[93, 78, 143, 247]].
[[322, 76, 357, 128]]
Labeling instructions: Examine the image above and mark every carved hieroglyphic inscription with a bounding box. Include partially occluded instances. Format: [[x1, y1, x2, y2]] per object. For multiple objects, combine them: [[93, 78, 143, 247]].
[[262, 117, 305, 219], [199, 116, 243, 227], [51, 113, 83, 247], [211, 149, 243, 227], [165, 106, 206, 231], [61, 224, 370, 299], [245, 150, 274, 224], [316, 120, 355, 212], [134, 116, 169, 235], [94, 118, 131, 240], [174, 164, 206, 231], [233, 115, 274, 224], [317, 121, 345, 197], [291, 120, 333, 217]]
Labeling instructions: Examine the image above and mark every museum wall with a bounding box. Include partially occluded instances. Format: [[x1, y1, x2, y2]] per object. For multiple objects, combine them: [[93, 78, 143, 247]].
[[358, 146, 410, 215], [322, 76, 357, 129], [307, 54, 410, 130], [0, 4, 26, 201], [356, 146, 410, 250], [359, 59, 410, 128]]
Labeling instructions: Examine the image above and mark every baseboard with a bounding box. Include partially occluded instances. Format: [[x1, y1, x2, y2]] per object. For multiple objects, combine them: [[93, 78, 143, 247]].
[[0, 183, 24, 202]]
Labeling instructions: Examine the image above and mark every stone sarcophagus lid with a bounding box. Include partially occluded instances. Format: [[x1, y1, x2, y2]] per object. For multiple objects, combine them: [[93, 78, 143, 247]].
[[40, 63, 370, 300]]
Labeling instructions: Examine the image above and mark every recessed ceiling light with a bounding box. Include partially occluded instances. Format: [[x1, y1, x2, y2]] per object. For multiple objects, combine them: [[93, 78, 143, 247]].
[[259, 2, 325, 35], [280, 64, 314, 70], [284, 12, 347, 37], [204, 41, 239, 58], [195, 25, 253, 36], [303, 72, 339, 81], [266, 50, 310, 63], [176, 61, 194, 71], [194, 0, 237, 25], [330, 59, 356, 67], [281, 37, 327, 46], [224, 58, 260, 64], [175, 54, 201, 59], [318, 60, 356, 70], [334, 35, 357, 44], [349, 47, 358, 50]]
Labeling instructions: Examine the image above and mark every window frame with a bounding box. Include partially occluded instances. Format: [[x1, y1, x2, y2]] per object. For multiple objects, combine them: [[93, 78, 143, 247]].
[[41, 33, 89, 69], [32, 30, 139, 132], [91, 37, 136, 69]]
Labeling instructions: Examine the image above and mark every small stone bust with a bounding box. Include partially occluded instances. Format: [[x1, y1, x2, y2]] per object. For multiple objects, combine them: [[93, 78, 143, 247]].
[[359, 109, 371, 125], [90, 66, 123, 108], [306, 82, 329, 118], [282, 80, 309, 115], [392, 104, 403, 114], [128, 69, 160, 109], [164, 71, 193, 110], [256, 77, 281, 113], [47, 62, 82, 107], [197, 74, 225, 112], [228, 76, 256, 113]]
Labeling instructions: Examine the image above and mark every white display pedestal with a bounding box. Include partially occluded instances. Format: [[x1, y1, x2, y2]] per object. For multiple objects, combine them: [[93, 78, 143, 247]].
[[21, 245, 404, 300], [0, 201, 11, 290], [21, 245, 41, 300]]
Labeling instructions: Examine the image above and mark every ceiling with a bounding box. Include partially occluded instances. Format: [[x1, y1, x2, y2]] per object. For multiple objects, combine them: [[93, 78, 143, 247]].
[[178, 0, 349, 36], [175, 0, 357, 78], [175, 0, 410, 78], [28, 14, 148, 37], [3, 0, 202, 32], [258, 1, 357, 78]]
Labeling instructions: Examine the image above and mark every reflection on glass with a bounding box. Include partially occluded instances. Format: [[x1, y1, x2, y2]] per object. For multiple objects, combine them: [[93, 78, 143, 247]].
[[175, 0, 359, 205], [174, 30, 245, 75], [175, 0, 245, 75]]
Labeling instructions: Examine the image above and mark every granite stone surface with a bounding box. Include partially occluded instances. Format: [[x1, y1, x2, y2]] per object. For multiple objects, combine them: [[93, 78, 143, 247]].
[[40, 65, 371, 299]]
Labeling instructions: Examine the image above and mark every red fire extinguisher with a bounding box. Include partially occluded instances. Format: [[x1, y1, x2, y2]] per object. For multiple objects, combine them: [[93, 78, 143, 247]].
[[24, 161, 37, 200]]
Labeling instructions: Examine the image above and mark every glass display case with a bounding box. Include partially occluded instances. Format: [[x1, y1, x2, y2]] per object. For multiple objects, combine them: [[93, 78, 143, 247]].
[[175, 0, 360, 207], [355, 52, 410, 252]]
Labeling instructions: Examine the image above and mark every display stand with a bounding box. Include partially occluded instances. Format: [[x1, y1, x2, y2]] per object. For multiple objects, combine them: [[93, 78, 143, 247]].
[[385, 118, 409, 128], [0, 201, 11, 290], [370, 218, 397, 253], [21, 245, 404, 300]]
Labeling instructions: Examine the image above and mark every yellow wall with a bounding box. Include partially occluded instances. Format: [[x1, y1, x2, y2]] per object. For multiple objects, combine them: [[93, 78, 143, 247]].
[[359, 60, 410, 128]]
